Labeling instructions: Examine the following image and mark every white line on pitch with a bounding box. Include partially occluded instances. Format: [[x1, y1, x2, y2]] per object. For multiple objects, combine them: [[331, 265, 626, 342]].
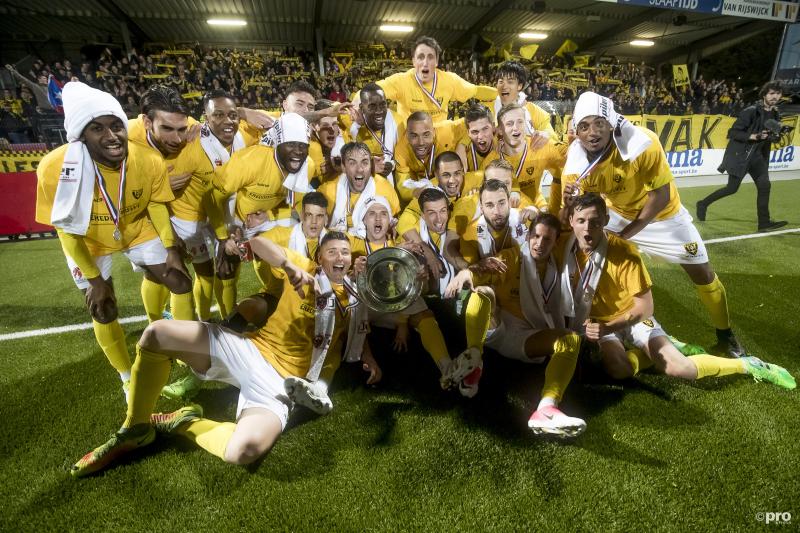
[[1, 228, 798, 342]]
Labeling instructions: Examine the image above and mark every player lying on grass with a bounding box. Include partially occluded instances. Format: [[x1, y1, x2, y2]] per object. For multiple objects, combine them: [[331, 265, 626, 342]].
[[36, 82, 191, 403], [446, 212, 586, 437], [70, 231, 381, 478], [561, 193, 795, 390]]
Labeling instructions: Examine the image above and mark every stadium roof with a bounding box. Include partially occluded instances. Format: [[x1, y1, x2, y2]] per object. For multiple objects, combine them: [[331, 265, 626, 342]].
[[0, 0, 787, 64]]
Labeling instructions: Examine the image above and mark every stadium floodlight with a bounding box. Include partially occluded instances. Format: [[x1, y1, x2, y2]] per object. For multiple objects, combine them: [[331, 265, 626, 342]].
[[519, 32, 548, 40], [207, 19, 247, 27], [630, 39, 655, 47], [380, 25, 414, 33]]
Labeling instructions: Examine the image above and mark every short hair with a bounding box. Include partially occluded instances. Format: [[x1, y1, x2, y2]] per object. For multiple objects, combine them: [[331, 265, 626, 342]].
[[496, 61, 528, 87], [407, 111, 432, 126], [434, 151, 462, 173], [286, 80, 318, 99], [413, 36, 442, 60], [140, 85, 191, 119], [570, 192, 607, 217], [302, 191, 328, 210], [319, 231, 350, 250], [202, 89, 234, 111], [314, 98, 334, 111], [418, 187, 448, 211], [360, 82, 384, 102], [529, 212, 561, 236], [484, 158, 513, 173], [497, 102, 525, 125], [479, 178, 509, 200], [759, 81, 783, 99], [340, 141, 371, 161], [465, 104, 493, 127]]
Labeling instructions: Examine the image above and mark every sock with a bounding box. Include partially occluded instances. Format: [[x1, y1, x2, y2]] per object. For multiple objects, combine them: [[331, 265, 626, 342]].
[[689, 354, 746, 379], [540, 333, 580, 405], [179, 418, 236, 460], [695, 274, 730, 331], [415, 316, 450, 371], [625, 348, 653, 376], [464, 291, 491, 351], [537, 396, 557, 410], [194, 274, 215, 321], [170, 291, 195, 321], [216, 277, 238, 319], [123, 344, 172, 428], [141, 278, 169, 322], [92, 320, 132, 374]]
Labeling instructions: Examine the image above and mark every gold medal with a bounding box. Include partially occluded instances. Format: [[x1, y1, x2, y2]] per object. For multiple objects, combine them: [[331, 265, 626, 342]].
[[113, 228, 122, 241]]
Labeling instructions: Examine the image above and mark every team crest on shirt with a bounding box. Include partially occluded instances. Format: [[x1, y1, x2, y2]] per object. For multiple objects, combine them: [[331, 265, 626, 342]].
[[477, 225, 484, 234], [526, 167, 534, 176], [72, 266, 83, 280], [313, 334, 325, 348], [214, 158, 223, 167], [515, 223, 525, 237], [131, 188, 143, 199], [642, 319, 655, 328], [684, 242, 698, 256], [316, 295, 329, 310], [613, 174, 623, 183]]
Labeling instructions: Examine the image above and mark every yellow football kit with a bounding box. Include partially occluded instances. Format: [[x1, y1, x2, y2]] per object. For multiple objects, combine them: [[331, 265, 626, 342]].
[[317, 175, 400, 229], [395, 170, 483, 236], [497, 138, 566, 213], [377, 68, 497, 123]]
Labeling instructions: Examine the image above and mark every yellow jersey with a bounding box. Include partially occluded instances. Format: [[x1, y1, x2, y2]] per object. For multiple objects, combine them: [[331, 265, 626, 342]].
[[555, 233, 652, 323], [350, 110, 404, 159], [562, 128, 681, 221], [36, 142, 173, 256], [395, 170, 483, 237], [349, 235, 395, 259], [317, 175, 400, 229], [377, 68, 497, 123], [252, 224, 320, 296], [394, 119, 467, 205], [497, 139, 566, 212], [459, 218, 526, 266], [458, 137, 501, 172], [248, 249, 349, 378], [472, 247, 523, 320], [211, 144, 314, 237], [448, 190, 535, 237]]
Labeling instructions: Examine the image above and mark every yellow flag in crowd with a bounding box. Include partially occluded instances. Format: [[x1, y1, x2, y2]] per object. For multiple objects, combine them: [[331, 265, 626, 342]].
[[573, 55, 590, 68], [520, 44, 539, 60], [672, 64, 690, 87], [555, 39, 578, 58]]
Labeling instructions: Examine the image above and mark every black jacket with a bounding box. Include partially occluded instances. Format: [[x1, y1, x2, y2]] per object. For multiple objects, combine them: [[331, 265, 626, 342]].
[[718, 104, 779, 176]]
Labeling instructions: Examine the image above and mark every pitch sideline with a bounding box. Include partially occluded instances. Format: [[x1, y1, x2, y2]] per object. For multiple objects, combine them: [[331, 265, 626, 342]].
[[2, 228, 799, 342]]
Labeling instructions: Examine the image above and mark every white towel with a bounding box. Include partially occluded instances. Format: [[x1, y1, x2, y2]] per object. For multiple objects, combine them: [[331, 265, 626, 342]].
[[559, 232, 608, 332], [199, 123, 245, 167], [563, 91, 652, 177], [307, 272, 369, 381], [329, 173, 377, 232], [50, 141, 96, 235], [520, 242, 563, 330], [62, 81, 127, 142], [419, 218, 455, 297], [288, 221, 325, 259], [260, 113, 313, 203], [351, 195, 392, 240], [475, 208, 528, 259]]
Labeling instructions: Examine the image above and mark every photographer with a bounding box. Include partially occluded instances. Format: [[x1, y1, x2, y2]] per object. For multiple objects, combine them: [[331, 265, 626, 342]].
[[697, 81, 787, 232]]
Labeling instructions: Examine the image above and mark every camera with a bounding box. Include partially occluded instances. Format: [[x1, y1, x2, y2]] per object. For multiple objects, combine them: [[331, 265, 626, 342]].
[[764, 119, 792, 143]]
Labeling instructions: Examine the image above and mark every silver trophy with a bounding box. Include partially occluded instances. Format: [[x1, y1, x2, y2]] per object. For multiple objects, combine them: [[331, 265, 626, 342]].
[[357, 247, 423, 313]]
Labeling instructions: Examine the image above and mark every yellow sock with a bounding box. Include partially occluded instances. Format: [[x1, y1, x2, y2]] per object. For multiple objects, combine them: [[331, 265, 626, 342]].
[[695, 274, 730, 330], [179, 418, 236, 460], [689, 354, 745, 379], [625, 348, 652, 376], [215, 276, 238, 319], [141, 278, 169, 322], [123, 344, 173, 427], [194, 274, 215, 321], [415, 316, 450, 369], [92, 320, 132, 374], [170, 291, 195, 321], [541, 333, 580, 403], [465, 291, 491, 351]]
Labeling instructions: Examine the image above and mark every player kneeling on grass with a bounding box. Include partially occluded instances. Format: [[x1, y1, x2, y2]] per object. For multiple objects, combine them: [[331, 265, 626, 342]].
[[446, 213, 586, 437], [36, 82, 191, 403], [561, 193, 795, 391], [71, 232, 381, 478]]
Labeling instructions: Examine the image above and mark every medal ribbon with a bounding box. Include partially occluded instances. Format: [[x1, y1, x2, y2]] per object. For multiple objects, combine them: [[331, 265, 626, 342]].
[[414, 71, 441, 109], [94, 159, 126, 235], [541, 256, 558, 304], [365, 122, 391, 158], [574, 142, 612, 192], [416, 145, 435, 181], [500, 140, 528, 182]]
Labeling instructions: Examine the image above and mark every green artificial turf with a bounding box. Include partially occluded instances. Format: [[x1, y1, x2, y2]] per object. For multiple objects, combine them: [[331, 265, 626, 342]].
[[0, 179, 798, 532]]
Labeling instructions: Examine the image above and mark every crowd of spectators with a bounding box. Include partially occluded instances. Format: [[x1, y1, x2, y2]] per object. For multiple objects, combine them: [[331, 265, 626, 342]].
[[1, 41, 749, 146]]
